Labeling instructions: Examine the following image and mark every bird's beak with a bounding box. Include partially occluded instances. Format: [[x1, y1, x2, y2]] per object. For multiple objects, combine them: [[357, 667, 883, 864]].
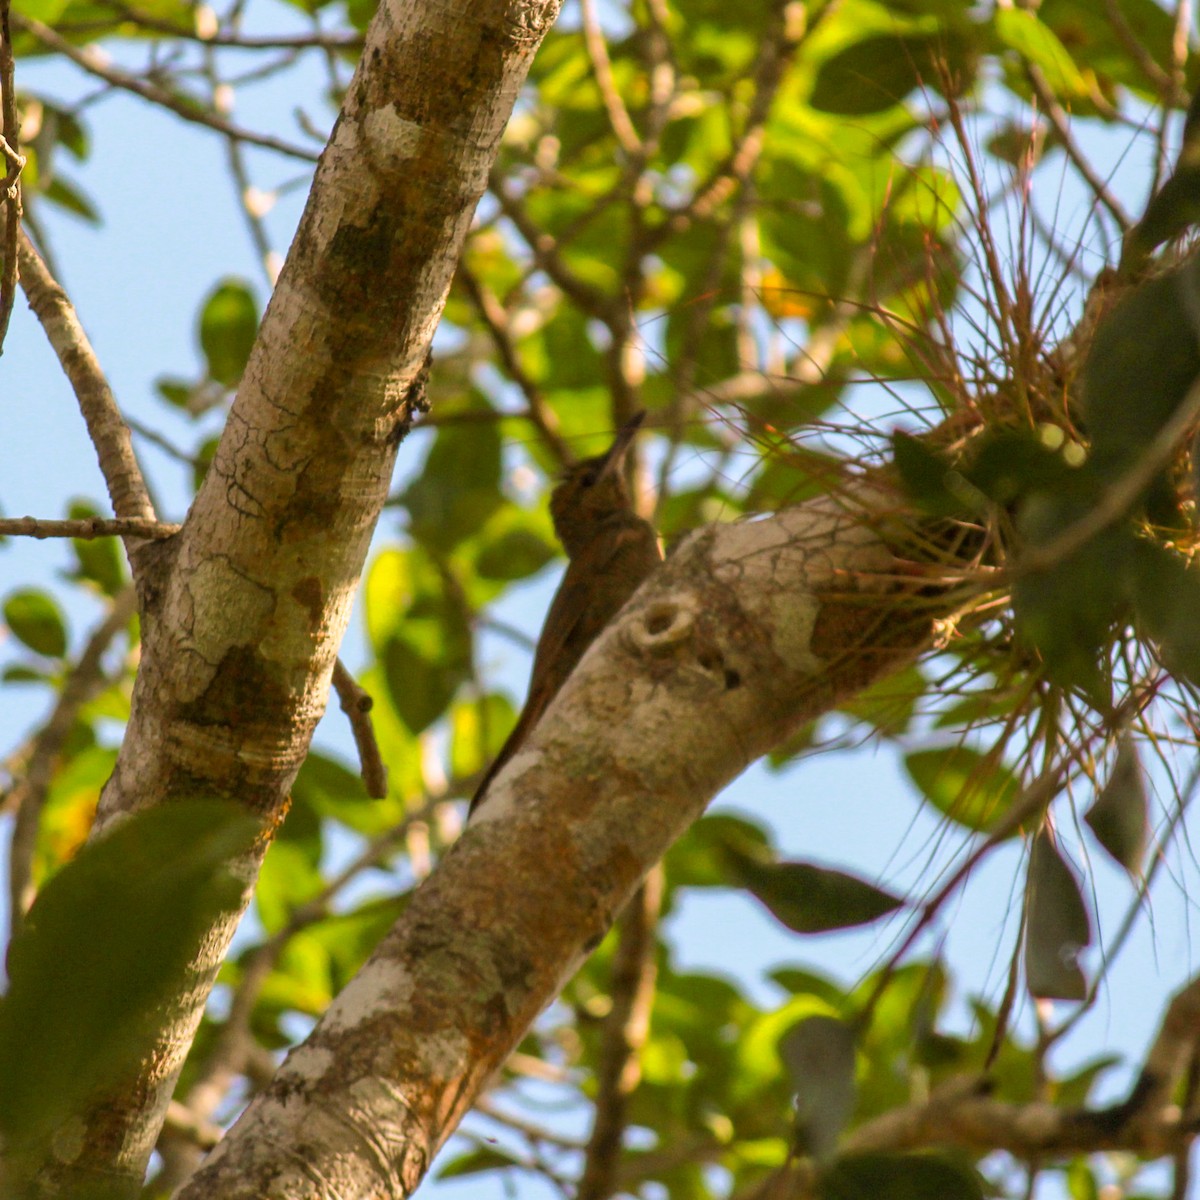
[[595, 411, 646, 481]]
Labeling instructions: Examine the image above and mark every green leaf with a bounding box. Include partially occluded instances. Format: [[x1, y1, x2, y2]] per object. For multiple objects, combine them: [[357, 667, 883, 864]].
[[1011, 502, 1132, 697], [1129, 539, 1200, 683], [66, 500, 126, 595], [891, 431, 979, 517], [199, 278, 259, 387], [41, 175, 100, 224], [810, 35, 932, 116], [404, 420, 504, 552], [0, 800, 258, 1175], [903, 745, 1020, 833], [1083, 264, 1200, 474], [474, 521, 557, 581], [729, 854, 906, 935], [437, 1146, 526, 1179], [4, 588, 68, 658], [780, 1016, 857, 1161], [1024, 830, 1091, 1001], [665, 813, 775, 889], [820, 1153, 983, 1200], [993, 9, 1090, 98], [1084, 737, 1147, 874], [966, 429, 1074, 506], [383, 623, 471, 735]]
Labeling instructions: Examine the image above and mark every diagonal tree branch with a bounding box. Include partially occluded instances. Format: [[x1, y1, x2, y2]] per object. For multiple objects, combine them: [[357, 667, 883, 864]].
[[177, 488, 936, 1198], [32, 0, 567, 1191], [16, 233, 157, 536]]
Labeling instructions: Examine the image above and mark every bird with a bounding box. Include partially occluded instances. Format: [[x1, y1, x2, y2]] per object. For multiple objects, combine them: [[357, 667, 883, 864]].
[[469, 412, 662, 814]]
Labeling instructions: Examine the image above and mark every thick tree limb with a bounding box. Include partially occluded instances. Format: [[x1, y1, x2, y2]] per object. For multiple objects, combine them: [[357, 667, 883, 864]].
[[177, 490, 932, 1198], [31, 0, 564, 1193]]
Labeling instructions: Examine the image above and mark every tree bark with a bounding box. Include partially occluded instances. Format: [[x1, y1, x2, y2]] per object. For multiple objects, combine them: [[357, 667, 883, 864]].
[[35, 0, 563, 1193], [177, 492, 935, 1199]]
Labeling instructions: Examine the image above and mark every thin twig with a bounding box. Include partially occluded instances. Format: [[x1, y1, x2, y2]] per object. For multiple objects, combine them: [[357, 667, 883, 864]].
[[0, 0, 23, 355], [331, 658, 388, 799], [488, 171, 616, 322], [12, 13, 320, 163], [457, 263, 573, 464], [576, 869, 663, 1200], [1025, 63, 1133, 233], [80, 0, 361, 51], [7, 586, 138, 936], [0, 515, 179, 539], [579, 0, 641, 156], [16, 231, 158, 530]]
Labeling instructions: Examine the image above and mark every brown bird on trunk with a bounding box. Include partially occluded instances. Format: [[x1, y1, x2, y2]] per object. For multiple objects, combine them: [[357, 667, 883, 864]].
[[469, 412, 662, 814]]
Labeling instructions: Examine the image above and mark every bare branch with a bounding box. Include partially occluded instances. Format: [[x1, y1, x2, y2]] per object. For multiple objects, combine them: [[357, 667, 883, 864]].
[[577, 869, 663, 1200], [579, 0, 640, 156], [0, 0, 23, 354], [16, 232, 158, 535], [11, 13, 322, 163], [457, 262, 573, 464], [331, 657, 388, 799], [0, 515, 179, 539], [1025, 63, 1133, 233]]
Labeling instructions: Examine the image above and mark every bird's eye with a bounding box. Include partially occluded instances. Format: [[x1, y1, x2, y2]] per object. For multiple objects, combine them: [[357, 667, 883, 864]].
[[580, 469, 599, 487]]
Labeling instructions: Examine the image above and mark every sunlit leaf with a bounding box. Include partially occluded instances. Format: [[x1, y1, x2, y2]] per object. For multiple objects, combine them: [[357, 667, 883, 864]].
[[4, 588, 68, 658], [0, 800, 258, 1171], [903, 744, 1020, 833], [199, 278, 259, 387]]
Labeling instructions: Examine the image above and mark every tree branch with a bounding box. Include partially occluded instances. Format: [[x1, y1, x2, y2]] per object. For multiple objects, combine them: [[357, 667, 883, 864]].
[[0, 515, 179, 539], [0, 0, 22, 356], [11, 14, 322, 163], [176, 488, 934, 1198], [577, 868, 663, 1200], [38, 0, 567, 1188], [16, 232, 157, 542]]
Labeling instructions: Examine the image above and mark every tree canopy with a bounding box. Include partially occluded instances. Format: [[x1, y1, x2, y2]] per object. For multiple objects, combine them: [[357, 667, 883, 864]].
[[4, 0, 1200, 1197]]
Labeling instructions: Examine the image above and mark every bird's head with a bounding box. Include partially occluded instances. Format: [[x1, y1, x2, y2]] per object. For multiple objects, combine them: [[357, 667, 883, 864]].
[[549, 412, 645, 554]]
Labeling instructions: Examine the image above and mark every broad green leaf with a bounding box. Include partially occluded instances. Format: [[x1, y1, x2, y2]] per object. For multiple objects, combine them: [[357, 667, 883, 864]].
[[1084, 737, 1148, 874], [891, 431, 978, 517], [4, 588, 68, 658], [1024, 829, 1091, 1001], [666, 813, 774, 889], [67, 500, 126, 595], [966, 428, 1075, 506], [1129, 539, 1200, 683], [820, 1153, 984, 1200], [474, 520, 557, 581], [0, 800, 258, 1173], [1083, 263, 1200, 473], [994, 9, 1090, 98], [199, 278, 259, 387], [780, 1016, 857, 1161], [1012, 502, 1132, 698], [903, 744, 1020, 833], [404, 418, 504, 552], [729, 854, 906, 934], [450, 692, 518, 782]]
